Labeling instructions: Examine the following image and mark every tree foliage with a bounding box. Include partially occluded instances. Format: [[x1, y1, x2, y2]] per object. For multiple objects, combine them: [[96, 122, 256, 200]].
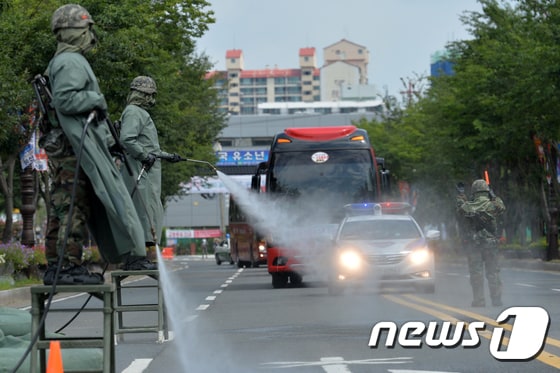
[[364, 0, 560, 251]]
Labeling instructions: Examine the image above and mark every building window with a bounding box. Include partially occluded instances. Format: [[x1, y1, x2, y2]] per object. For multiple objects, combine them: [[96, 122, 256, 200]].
[[287, 77, 300, 84], [287, 86, 301, 94], [229, 72, 238, 79], [358, 49, 363, 54], [240, 107, 255, 115], [274, 77, 286, 84], [230, 58, 236, 63], [219, 139, 234, 147], [262, 108, 281, 115], [240, 78, 253, 86], [252, 138, 272, 146]]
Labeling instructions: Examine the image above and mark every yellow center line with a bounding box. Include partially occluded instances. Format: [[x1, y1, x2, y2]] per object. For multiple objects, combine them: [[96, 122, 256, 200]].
[[382, 293, 560, 369]]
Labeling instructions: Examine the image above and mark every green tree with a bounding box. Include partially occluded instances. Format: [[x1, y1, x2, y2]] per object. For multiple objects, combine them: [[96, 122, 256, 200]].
[[364, 0, 560, 258]]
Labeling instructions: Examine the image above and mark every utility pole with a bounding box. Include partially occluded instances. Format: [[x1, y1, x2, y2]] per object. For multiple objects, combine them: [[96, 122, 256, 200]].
[[399, 78, 419, 107], [20, 166, 36, 247]]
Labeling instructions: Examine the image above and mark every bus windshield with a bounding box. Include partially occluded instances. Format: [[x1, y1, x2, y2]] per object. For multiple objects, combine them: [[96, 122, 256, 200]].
[[268, 149, 377, 204]]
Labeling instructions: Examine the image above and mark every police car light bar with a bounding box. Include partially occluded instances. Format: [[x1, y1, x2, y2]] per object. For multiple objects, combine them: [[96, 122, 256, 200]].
[[344, 202, 412, 216]]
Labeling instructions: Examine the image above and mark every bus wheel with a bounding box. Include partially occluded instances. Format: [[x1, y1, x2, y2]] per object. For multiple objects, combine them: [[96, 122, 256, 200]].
[[215, 254, 222, 265], [290, 273, 302, 286], [272, 273, 288, 288], [237, 259, 244, 268]]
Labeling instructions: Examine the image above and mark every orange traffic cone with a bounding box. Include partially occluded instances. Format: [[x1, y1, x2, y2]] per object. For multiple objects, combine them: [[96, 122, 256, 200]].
[[162, 247, 174, 260], [46, 340, 64, 373]]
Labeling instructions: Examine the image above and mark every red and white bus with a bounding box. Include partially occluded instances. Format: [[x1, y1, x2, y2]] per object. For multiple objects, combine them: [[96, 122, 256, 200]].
[[250, 125, 390, 288]]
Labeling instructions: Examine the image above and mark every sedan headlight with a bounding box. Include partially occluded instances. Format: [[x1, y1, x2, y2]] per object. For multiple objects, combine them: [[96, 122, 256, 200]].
[[338, 250, 362, 271], [408, 248, 430, 265]]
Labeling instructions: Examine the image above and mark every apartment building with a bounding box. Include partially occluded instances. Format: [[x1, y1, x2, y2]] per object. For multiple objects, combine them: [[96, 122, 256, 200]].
[[207, 39, 373, 115]]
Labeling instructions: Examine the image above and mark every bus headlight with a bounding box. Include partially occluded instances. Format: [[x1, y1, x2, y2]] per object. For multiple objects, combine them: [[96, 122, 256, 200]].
[[338, 250, 362, 271], [409, 248, 430, 265]]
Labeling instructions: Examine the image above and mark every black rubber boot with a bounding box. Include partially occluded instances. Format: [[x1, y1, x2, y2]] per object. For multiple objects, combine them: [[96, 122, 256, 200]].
[[121, 255, 157, 271], [43, 263, 104, 285]]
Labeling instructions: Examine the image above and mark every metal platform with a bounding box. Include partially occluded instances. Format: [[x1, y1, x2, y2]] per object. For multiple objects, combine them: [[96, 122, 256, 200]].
[[110, 270, 168, 343], [30, 284, 115, 373]]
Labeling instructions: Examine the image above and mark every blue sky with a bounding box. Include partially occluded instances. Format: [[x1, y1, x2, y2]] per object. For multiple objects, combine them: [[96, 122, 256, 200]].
[[196, 0, 482, 97]]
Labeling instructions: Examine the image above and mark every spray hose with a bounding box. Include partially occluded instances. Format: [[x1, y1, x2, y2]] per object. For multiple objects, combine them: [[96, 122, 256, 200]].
[[157, 154, 218, 172]]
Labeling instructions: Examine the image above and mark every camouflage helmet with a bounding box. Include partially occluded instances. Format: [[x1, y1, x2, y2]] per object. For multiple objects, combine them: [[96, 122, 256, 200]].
[[471, 179, 490, 194], [51, 4, 94, 33], [130, 76, 157, 94]]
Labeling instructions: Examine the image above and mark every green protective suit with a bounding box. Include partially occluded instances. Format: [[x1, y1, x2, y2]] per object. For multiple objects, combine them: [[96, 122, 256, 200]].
[[119, 97, 166, 245], [47, 52, 146, 263], [456, 191, 506, 305]]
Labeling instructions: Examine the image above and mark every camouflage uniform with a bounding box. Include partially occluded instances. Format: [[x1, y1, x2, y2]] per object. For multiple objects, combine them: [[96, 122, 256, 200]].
[[456, 179, 506, 307], [44, 154, 92, 266]]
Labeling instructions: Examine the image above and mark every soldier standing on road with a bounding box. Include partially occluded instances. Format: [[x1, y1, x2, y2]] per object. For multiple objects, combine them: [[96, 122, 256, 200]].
[[43, 4, 151, 284], [119, 76, 181, 264], [456, 179, 506, 307]]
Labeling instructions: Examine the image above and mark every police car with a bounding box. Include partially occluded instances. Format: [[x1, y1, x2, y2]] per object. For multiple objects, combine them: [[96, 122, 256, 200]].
[[327, 203, 438, 295]]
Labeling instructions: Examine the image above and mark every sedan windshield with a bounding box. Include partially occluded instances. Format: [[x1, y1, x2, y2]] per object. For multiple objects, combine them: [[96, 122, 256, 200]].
[[339, 219, 421, 240]]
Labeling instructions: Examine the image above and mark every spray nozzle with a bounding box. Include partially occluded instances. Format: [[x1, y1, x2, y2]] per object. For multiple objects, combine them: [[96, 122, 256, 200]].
[[157, 154, 217, 173]]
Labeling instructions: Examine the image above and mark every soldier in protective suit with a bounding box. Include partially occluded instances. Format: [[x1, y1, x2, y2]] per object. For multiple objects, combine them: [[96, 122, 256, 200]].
[[119, 76, 181, 259], [43, 4, 151, 284], [456, 179, 506, 307]]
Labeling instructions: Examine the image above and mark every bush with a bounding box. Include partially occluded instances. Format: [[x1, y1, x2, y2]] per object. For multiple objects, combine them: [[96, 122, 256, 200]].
[[0, 242, 47, 277]]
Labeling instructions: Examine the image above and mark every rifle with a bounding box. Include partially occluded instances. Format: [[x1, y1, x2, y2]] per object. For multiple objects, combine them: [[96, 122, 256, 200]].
[[105, 116, 133, 176], [31, 74, 57, 133], [31, 74, 133, 176]]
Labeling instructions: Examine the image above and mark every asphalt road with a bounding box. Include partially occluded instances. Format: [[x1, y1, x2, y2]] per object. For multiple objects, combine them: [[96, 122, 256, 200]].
[[8, 255, 560, 372]]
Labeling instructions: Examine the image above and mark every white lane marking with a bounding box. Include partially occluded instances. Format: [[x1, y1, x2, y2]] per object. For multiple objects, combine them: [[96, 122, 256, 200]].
[[552, 288, 560, 292], [388, 369, 459, 373], [122, 358, 152, 373], [262, 356, 413, 369], [320, 357, 352, 373], [515, 283, 537, 288], [197, 268, 242, 312]]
